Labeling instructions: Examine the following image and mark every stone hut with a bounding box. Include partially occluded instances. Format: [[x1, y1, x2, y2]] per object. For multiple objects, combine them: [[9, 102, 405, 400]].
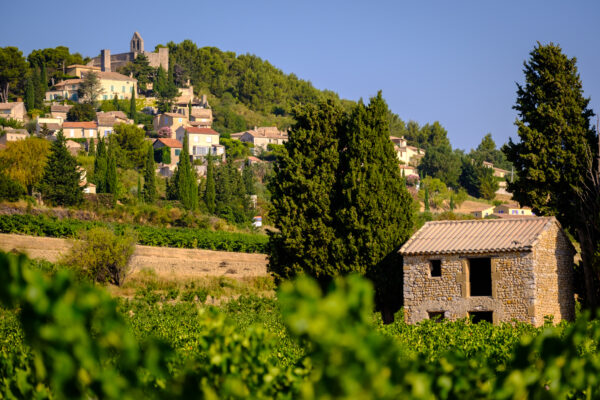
[[399, 217, 575, 326]]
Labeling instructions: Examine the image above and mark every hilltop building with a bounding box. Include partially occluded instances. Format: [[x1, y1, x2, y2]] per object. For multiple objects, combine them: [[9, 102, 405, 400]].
[[87, 32, 168, 72]]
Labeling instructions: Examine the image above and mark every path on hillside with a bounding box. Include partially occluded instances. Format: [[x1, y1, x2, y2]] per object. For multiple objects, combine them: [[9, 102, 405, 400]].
[[0, 233, 268, 278]]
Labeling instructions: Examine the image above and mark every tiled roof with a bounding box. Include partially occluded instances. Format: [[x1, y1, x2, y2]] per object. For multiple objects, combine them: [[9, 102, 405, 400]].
[[154, 138, 182, 148], [96, 71, 137, 82], [164, 112, 185, 118], [63, 121, 97, 129], [186, 127, 219, 135], [67, 64, 100, 69], [106, 111, 128, 120], [399, 217, 558, 256], [54, 79, 82, 88], [96, 115, 117, 127], [51, 104, 72, 113]]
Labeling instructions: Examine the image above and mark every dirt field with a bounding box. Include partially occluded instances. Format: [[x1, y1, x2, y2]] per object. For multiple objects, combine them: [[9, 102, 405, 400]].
[[0, 233, 268, 279]]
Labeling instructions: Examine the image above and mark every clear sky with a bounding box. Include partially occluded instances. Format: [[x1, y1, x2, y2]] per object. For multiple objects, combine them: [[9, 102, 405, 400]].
[[1, 0, 599, 151]]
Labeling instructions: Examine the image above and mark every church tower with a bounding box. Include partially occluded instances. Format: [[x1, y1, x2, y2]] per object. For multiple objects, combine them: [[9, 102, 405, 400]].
[[130, 32, 144, 54]]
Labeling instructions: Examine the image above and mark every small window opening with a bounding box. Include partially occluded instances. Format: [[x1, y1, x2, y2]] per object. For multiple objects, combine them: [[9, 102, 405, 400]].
[[428, 311, 445, 322], [429, 259, 441, 277], [468, 257, 492, 296], [469, 311, 493, 324]]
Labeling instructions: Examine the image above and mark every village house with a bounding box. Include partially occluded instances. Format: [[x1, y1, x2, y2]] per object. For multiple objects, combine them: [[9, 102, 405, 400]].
[[0, 102, 26, 122], [96, 111, 131, 137], [153, 113, 188, 137], [390, 136, 426, 166], [494, 204, 533, 217], [0, 128, 28, 145], [153, 138, 182, 170], [63, 121, 98, 139], [35, 117, 62, 136], [399, 165, 418, 177], [176, 127, 224, 160], [231, 126, 288, 154], [66, 140, 83, 156], [482, 161, 510, 178], [50, 104, 73, 121], [400, 217, 575, 326], [471, 205, 495, 219], [46, 70, 137, 102]]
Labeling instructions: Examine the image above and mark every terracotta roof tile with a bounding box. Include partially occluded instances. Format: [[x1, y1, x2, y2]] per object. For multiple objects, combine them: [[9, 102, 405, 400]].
[[399, 217, 559, 256], [186, 127, 219, 135], [154, 138, 182, 148], [63, 121, 97, 129]]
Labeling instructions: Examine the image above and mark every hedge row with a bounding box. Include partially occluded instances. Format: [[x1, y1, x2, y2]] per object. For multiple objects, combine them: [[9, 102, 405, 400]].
[[0, 213, 268, 253]]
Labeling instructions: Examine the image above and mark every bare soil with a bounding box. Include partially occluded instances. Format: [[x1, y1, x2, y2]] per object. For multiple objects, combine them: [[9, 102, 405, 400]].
[[0, 233, 268, 279]]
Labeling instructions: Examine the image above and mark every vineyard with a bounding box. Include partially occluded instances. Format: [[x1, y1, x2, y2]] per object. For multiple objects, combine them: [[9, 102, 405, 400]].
[[0, 213, 268, 254], [1, 253, 599, 399]]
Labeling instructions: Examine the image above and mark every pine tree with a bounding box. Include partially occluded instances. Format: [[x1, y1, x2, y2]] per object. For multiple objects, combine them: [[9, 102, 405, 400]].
[[94, 137, 107, 193], [142, 145, 157, 203], [268, 100, 344, 285], [39, 130, 83, 206], [204, 154, 216, 213], [335, 92, 414, 321], [176, 134, 197, 209], [24, 73, 35, 111], [129, 87, 137, 123], [88, 138, 96, 156]]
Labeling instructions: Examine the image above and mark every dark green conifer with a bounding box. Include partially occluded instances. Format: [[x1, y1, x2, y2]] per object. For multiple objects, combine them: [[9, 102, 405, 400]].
[[204, 155, 216, 213], [176, 134, 197, 209], [88, 138, 96, 156], [39, 130, 83, 206], [105, 140, 118, 204], [129, 87, 137, 123], [25, 73, 35, 111], [142, 145, 157, 203], [424, 187, 430, 212], [94, 137, 107, 193]]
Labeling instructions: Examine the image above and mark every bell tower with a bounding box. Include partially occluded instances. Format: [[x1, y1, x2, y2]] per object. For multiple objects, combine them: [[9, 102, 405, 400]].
[[130, 32, 144, 54]]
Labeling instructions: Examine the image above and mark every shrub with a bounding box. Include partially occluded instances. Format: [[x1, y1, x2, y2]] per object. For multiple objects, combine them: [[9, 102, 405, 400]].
[[63, 227, 136, 286]]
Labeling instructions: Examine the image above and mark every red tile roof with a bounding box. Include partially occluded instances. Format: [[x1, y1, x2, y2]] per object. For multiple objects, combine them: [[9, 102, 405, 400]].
[[154, 138, 183, 148], [63, 121, 97, 129], [186, 127, 219, 135]]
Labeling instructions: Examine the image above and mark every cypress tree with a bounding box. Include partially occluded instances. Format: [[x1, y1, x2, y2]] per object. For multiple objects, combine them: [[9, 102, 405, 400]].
[[129, 87, 137, 123], [35, 63, 48, 109], [142, 145, 157, 203], [112, 94, 120, 111], [335, 92, 414, 321], [25, 73, 35, 111], [94, 137, 107, 193], [449, 194, 455, 211], [39, 130, 83, 206], [204, 155, 216, 213], [176, 134, 197, 209], [88, 138, 96, 156], [268, 100, 344, 285], [137, 175, 142, 201], [105, 139, 118, 204], [424, 187, 430, 212], [242, 162, 255, 195], [33, 66, 43, 109]]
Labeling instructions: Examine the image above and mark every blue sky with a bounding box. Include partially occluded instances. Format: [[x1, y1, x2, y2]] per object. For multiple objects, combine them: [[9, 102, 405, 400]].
[[2, 0, 599, 151]]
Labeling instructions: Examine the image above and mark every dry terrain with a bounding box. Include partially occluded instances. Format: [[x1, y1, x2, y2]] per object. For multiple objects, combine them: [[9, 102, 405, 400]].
[[0, 233, 268, 279]]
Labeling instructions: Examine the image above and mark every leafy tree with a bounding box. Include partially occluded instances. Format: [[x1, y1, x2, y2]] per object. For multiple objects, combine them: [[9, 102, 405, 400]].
[[0, 171, 26, 201], [0, 137, 50, 194], [503, 42, 599, 307], [27, 46, 86, 82], [94, 137, 107, 192], [0, 47, 28, 102], [204, 155, 216, 213], [129, 87, 137, 123], [157, 126, 172, 138], [176, 133, 197, 209], [142, 145, 156, 203], [39, 130, 83, 206], [418, 144, 461, 187], [77, 71, 104, 105], [111, 124, 147, 169], [67, 103, 96, 122], [268, 100, 344, 284], [220, 137, 252, 159]]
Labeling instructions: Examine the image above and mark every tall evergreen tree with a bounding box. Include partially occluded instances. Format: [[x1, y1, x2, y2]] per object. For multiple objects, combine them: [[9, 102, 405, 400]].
[[142, 144, 157, 203], [204, 154, 216, 213], [129, 87, 137, 123], [504, 42, 599, 307], [424, 187, 430, 212], [88, 138, 95, 156], [336, 92, 414, 321], [112, 94, 120, 111], [33, 66, 43, 109], [94, 137, 107, 193], [39, 63, 48, 99], [24, 72, 35, 111], [39, 130, 83, 206], [268, 100, 344, 285], [242, 163, 255, 195], [176, 134, 197, 209], [105, 139, 118, 203]]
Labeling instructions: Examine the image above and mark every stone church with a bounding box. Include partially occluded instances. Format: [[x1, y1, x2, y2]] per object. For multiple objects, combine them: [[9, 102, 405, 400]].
[[87, 32, 169, 72]]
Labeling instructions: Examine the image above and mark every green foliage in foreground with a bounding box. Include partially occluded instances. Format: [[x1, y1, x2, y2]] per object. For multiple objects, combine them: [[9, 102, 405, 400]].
[[1, 253, 600, 399], [0, 213, 268, 253]]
